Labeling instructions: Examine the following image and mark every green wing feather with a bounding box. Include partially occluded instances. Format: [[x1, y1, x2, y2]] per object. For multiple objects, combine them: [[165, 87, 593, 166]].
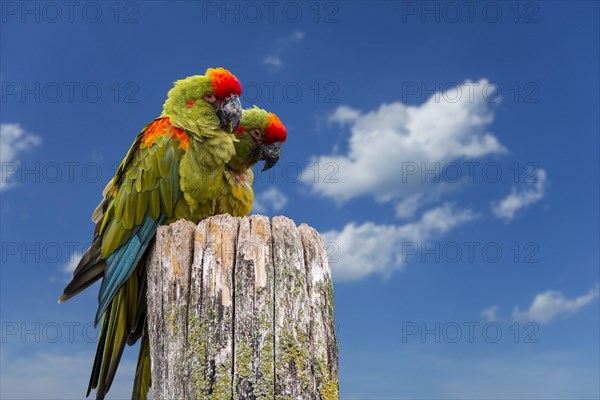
[[60, 118, 187, 400]]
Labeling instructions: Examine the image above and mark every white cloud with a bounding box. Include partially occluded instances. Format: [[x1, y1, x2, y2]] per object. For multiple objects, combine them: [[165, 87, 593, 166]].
[[330, 105, 361, 125], [289, 31, 305, 41], [395, 194, 423, 218], [481, 305, 500, 322], [262, 30, 305, 70], [323, 203, 477, 281], [277, 30, 305, 45], [492, 168, 547, 222], [252, 187, 288, 214], [0, 123, 41, 190], [303, 80, 506, 216], [513, 287, 599, 324], [262, 56, 283, 68]]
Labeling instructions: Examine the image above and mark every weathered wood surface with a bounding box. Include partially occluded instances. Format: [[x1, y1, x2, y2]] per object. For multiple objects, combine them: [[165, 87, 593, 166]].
[[146, 214, 338, 400]]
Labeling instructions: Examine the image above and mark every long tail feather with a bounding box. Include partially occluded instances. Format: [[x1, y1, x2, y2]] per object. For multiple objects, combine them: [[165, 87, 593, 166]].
[[131, 324, 151, 400], [87, 268, 140, 400]]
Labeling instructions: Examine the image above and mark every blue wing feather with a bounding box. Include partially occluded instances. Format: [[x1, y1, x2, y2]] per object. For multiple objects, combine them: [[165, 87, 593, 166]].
[[95, 215, 165, 325]]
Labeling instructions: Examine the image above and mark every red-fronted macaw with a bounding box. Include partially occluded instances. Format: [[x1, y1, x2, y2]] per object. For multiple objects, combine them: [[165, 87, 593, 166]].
[[59, 67, 246, 400], [221, 106, 287, 215]]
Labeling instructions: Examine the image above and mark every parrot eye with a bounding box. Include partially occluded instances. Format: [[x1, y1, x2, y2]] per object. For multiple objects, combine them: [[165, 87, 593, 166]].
[[203, 93, 217, 103], [250, 129, 263, 141]]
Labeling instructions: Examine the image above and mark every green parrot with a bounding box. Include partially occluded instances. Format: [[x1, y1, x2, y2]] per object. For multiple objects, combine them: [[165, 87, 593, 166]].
[[59, 67, 246, 400], [221, 106, 288, 216], [130, 105, 288, 399]]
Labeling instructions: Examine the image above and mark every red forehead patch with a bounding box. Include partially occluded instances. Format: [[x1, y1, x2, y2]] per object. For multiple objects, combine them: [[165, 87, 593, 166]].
[[206, 67, 242, 99], [264, 113, 287, 144]]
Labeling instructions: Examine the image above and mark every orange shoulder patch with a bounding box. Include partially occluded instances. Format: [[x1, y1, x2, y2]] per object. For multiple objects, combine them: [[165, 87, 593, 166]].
[[142, 118, 189, 150]]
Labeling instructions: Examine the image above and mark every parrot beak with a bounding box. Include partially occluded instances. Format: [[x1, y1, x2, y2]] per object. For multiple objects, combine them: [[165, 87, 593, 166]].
[[217, 95, 242, 133], [259, 142, 282, 171]]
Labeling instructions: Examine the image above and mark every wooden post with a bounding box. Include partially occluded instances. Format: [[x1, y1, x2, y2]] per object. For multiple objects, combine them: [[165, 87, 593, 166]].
[[146, 215, 339, 400]]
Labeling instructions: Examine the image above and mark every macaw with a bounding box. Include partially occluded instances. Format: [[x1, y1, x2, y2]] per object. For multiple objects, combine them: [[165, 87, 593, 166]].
[[131, 105, 288, 399], [221, 106, 287, 216], [59, 67, 245, 400]]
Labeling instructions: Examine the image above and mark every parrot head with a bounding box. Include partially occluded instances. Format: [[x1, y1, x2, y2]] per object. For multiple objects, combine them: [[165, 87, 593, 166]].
[[163, 67, 243, 135], [230, 106, 287, 172]]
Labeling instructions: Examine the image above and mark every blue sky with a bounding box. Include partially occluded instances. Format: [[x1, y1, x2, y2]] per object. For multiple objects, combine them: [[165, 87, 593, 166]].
[[1, 1, 599, 399]]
